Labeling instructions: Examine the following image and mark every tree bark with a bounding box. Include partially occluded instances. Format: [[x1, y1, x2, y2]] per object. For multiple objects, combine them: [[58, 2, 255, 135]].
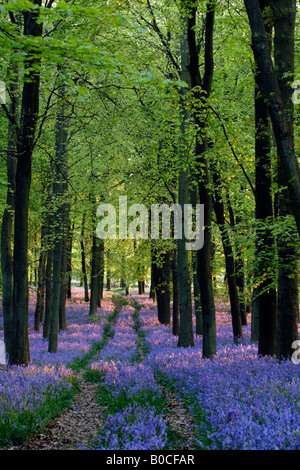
[[252, 0, 277, 357], [43, 246, 53, 339], [89, 230, 100, 315], [172, 249, 180, 335], [48, 83, 67, 353], [152, 248, 171, 325], [273, 0, 299, 360], [186, 1, 216, 357], [66, 221, 73, 299], [81, 213, 89, 302], [244, 0, 300, 237], [177, 14, 194, 348], [34, 218, 48, 331], [1, 62, 19, 358], [212, 166, 243, 342], [9, 2, 43, 365]]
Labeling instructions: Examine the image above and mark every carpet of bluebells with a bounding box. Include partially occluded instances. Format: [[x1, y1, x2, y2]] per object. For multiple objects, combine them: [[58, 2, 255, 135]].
[[0, 287, 300, 450], [0, 287, 115, 448]]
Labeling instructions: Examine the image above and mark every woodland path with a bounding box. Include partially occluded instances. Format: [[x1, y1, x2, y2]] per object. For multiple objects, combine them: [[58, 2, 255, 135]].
[[7, 297, 196, 451]]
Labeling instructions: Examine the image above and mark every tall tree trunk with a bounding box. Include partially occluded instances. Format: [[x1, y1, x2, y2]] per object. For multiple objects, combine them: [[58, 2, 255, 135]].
[[244, 0, 300, 237], [34, 218, 48, 331], [255, 67, 277, 356], [177, 15, 194, 348], [1, 62, 19, 359], [253, 0, 277, 358], [152, 248, 171, 325], [9, 3, 43, 365], [106, 249, 111, 291], [212, 166, 243, 342], [81, 213, 89, 302], [186, 1, 216, 357], [273, 0, 299, 360], [172, 249, 180, 335], [90, 229, 100, 315], [48, 83, 67, 353], [43, 246, 53, 339], [97, 239, 104, 307], [66, 221, 73, 299], [149, 257, 156, 301], [193, 253, 202, 336], [59, 203, 68, 331]]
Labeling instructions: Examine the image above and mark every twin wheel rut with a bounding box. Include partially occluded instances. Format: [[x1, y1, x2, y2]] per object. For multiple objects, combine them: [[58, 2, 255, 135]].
[[8, 298, 196, 451]]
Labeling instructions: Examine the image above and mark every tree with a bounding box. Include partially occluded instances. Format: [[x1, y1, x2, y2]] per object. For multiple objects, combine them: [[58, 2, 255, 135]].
[[177, 13, 194, 348], [273, 0, 299, 360], [244, 0, 300, 238], [9, 1, 43, 365], [1, 51, 19, 357], [186, 0, 217, 357], [253, 0, 277, 357], [48, 82, 68, 353]]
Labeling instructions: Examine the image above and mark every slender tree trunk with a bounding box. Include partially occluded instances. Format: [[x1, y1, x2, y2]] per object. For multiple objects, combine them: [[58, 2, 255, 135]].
[[212, 167, 243, 342], [106, 249, 111, 291], [177, 15, 194, 348], [273, 0, 299, 360], [172, 250, 180, 335], [48, 83, 67, 353], [9, 3, 43, 365], [193, 253, 202, 336], [66, 221, 73, 299], [43, 246, 53, 339], [1, 63, 19, 358], [34, 219, 48, 331], [152, 249, 171, 325], [97, 239, 104, 306], [186, 1, 216, 357], [59, 203, 68, 331], [80, 213, 89, 302], [90, 231, 100, 315], [253, 0, 277, 357], [149, 257, 156, 301]]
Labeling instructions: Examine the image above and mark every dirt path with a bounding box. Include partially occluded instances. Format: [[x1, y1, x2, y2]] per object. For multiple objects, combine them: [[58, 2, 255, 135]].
[[7, 297, 197, 451], [8, 370, 105, 451]]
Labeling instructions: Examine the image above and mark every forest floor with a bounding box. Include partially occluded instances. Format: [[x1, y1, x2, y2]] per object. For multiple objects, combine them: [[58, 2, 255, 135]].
[[7, 297, 196, 451]]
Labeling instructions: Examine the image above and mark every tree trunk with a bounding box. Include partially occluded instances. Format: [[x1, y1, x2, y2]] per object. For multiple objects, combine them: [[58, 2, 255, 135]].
[[193, 253, 202, 336], [59, 203, 68, 331], [89, 231, 100, 315], [66, 221, 73, 299], [186, 2, 216, 357], [152, 249, 171, 325], [106, 249, 111, 291], [244, 0, 300, 237], [177, 15, 194, 348], [9, 3, 43, 365], [34, 219, 48, 331], [172, 250, 180, 335], [43, 246, 53, 339], [273, 0, 299, 360], [81, 213, 89, 302], [48, 83, 67, 353], [1, 62, 19, 358], [149, 259, 156, 301], [252, 0, 277, 358], [212, 167, 243, 342], [97, 239, 104, 306]]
